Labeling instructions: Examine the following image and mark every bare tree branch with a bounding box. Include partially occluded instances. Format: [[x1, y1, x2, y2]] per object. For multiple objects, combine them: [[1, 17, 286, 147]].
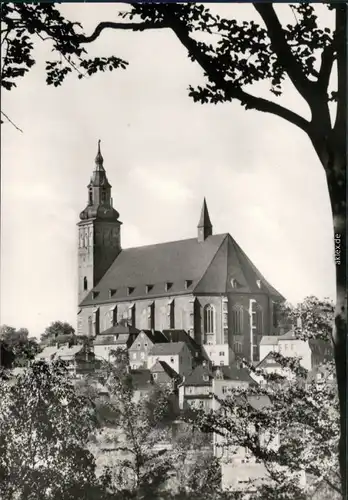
[[318, 41, 336, 92], [1, 111, 23, 133]]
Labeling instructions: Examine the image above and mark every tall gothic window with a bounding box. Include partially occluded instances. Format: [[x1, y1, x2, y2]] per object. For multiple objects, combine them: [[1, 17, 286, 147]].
[[110, 305, 117, 326], [88, 316, 93, 336], [232, 305, 243, 334], [83, 277, 88, 291], [128, 304, 136, 327], [203, 305, 215, 344], [168, 300, 175, 329], [223, 298, 228, 344], [148, 302, 155, 330], [93, 308, 100, 336], [272, 301, 279, 328], [251, 303, 263, 334], [88, 188, 93, 205]]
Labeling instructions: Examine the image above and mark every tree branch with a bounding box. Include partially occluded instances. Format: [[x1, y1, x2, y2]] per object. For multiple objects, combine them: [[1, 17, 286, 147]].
[[164, 11, 310, 134], [253, 4, 314, 104], [1, 111, 23, 133], [318, 42, 336, 92], [79, 21, 168, 44]]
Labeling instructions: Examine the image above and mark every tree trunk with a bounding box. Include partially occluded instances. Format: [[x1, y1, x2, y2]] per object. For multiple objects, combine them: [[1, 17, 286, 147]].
[[324, 142, 346, 499]]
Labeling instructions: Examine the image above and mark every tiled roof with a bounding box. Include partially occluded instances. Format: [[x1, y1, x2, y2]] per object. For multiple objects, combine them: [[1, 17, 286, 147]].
[[213, 364, 255, 384], [260, 336, 278, 345], [150, 360, 179, 379], [148, 342, 186, 356], [162, 330, 202, 358], [56, 345, 84, 358], [93, 335, 118, 346], [80, 233, 284, 306], [278, 330, 298, 341], [140, 330, 168, 344], [257, 352, 282, 368], [35, 346, 59, 361], [183, 364, 213, 386], [100, 324, 140, 336]]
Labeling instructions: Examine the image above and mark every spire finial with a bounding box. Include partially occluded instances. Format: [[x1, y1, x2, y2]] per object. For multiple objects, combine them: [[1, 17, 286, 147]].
[[95, 139, 104, 169]]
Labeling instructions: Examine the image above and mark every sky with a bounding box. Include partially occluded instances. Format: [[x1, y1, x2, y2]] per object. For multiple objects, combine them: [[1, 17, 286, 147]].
[[1, 3, 336, 337]]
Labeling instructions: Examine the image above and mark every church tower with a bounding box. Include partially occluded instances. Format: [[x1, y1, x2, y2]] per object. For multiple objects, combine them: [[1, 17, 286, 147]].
[[77, 141, 122, 305], [197, 197, 213, 242]]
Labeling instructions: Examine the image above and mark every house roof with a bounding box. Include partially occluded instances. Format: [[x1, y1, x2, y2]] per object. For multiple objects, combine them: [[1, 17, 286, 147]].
[[148, 342, 187, 356], [257, 351, 282, 369], [80, 233, 284, 306], [35, 346, 59, 361], [260, 336, 278, 345], [150, 360, 179, 379], [138, 330, 168, 344], [183, 364, 213, 386], [278, 330, 298, 341], [56, 345, 84, 358], [100, 324, 140, 336], [162, 329, 203, 358], [213, 364, 255, 384], [93, 335, 118, 346]]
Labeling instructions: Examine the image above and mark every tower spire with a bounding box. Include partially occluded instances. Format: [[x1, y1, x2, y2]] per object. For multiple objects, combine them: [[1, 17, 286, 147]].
[[95, 139, 104, 170], [197, 197, 213, 242]]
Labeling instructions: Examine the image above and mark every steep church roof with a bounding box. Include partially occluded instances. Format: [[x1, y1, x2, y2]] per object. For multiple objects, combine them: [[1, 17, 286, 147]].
[[80, 233, 284, 307]]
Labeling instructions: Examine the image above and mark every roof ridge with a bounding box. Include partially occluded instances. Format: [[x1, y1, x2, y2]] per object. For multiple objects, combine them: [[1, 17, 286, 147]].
[[193, 234, 229, 293], [122, 233, 229, 252]]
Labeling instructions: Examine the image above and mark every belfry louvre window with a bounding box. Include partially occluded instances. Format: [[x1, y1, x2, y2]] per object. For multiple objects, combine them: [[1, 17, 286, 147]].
[[204, 305, 215, 334], [147, 302, 155, 330], [232, 305, 243, 335]]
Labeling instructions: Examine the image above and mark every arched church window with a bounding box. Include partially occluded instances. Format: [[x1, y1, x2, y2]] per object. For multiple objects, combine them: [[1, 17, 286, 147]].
[[83, 277, 88, 291], [251, 303, 263, 334], [232, 305, 243, 335], [88, 316, 93, 336], [101, 189, 106, 204], [204, 304, 215, 333], [88, 188, 93, 205]]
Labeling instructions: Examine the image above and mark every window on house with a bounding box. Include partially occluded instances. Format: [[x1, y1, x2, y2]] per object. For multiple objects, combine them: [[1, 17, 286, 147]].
[[170, 357, 174, 364], [222, 386, 227, 394], [144, 343, 148, 348], [140, 352, 145, 360], [132, 353, 137, 360], [147, 302, 155, 330], [220, 361, 224, 366], [219, 351, 224, 356], [137, 343, 141, 348], [153, 373, 157, 379], [83, 277, 88, 291], [232, 305, 243, 334]]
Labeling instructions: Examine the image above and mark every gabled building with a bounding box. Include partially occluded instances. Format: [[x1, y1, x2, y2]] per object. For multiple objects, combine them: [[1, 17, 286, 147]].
[[147, 341, 192, 376], [150, 360, 181, 390], [93, 323, 139, 363], [77, 143, 285, 362], [179, 363, 214, 411], [129, 330, 167, 370]]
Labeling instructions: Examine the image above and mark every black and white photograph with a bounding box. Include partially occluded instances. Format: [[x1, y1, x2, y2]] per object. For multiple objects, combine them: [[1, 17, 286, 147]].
[[1, 2, 346, 499]]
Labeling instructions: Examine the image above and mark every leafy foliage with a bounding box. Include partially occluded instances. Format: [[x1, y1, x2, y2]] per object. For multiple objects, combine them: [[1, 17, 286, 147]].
[[0, 360, 106, 500], [0, 325, 41, 368], [186, 298, 340, 499], [40, 320, 75, 344], [1, 3, 128, 91]]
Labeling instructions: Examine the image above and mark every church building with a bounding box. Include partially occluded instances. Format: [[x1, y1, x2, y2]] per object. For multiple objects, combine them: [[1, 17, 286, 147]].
[[77, 143, 285, 362]]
